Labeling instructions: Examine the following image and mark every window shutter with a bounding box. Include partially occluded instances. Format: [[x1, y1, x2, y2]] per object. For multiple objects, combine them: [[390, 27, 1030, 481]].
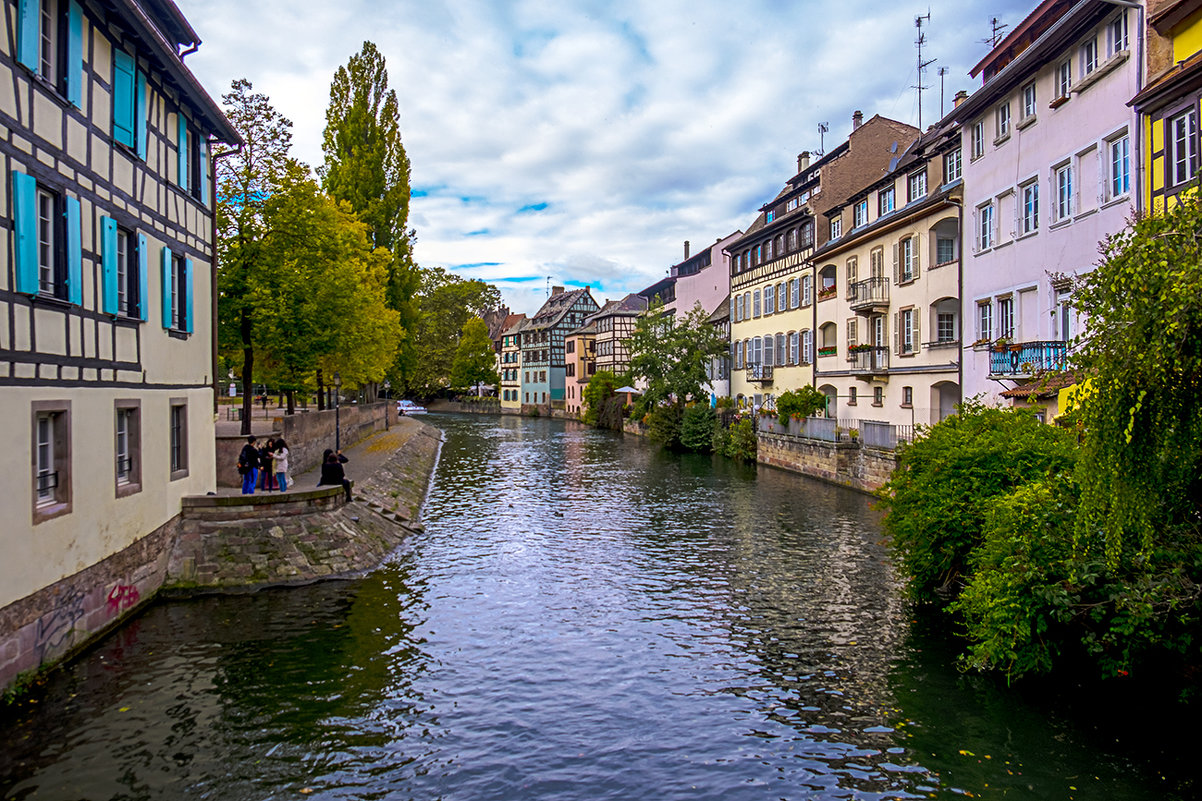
[[892, 242, 900, 284], [65, 196, 82, 305], [913, 236, 921, 279], [161, 246, 173, 329], [790, 331, 799, 364], [178, 115, 189, 190], [913, 311, 921, 352], [763, 336, 773, 367], [803, 330, 813, 364], [100, 216, 118, 314], [11, 171, 38, 295], [847, 318, 857, 347], [16, 0, 39, 70], [184, 258, 194, 333], [66, 2, 84, 107], [113, 50, 136, 147], [971, 208, 980, 253], [778, 283, 786, 313], [135, 69, 148, 161], [791, 278, 799, 308], [137, 233, 149, 321], [803, 275, 812, 306], [199, 141, 210, 206], [894, 312, 901, 354]]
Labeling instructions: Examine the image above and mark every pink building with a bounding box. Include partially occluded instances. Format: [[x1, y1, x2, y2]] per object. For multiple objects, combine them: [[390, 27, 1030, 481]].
[[952, 0, 1140, 419]]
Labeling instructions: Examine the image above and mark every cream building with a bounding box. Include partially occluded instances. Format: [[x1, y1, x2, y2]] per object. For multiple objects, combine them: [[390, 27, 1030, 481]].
[[0, 0, 239, 689], [499, 315, 526, 413], [814, 122, 963, 427]]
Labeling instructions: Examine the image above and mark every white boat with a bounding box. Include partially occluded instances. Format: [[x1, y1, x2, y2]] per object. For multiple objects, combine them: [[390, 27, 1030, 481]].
[[397, 399, 427, 415]]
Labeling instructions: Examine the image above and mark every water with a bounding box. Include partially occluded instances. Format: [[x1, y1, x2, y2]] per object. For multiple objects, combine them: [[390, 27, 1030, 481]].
[[1, 415, 1194, 800]]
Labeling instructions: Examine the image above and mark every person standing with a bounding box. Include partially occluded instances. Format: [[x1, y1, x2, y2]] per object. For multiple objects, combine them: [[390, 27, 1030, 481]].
[[318, 451, 352, 503], [273, 439, 291, 492], [259, 437, 277, 491], [238, 436, 260, 495]]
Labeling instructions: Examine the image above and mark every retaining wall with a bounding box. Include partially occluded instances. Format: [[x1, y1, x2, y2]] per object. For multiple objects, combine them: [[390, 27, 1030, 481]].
[[757, 432, 897, 494]]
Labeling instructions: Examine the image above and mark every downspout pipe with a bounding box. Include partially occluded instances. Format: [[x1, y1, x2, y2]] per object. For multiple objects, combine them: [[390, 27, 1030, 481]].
[[209, 141, 242, 414]]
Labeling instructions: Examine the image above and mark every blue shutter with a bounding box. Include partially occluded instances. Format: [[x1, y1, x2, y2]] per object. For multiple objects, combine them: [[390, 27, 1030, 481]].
[[135, 69, 148, 161], [136, 233, 148, 321], [199, 141, 209, 206], [65, 196, 82, 305], [184, 258, 194, 333], [177, 115, 189, 190], [161, 247, 173, 329], [112, 50, 135, 147], [66, 2, 84, 107], [12, 171, 38, 295], [16, 0, 39, 70], [100, 216, 118, 314]]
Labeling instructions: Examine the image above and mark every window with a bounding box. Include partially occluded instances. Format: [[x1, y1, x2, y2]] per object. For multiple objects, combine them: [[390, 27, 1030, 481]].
[[944, 148, 962, 182], [854, 199, 868, 228], [1022, 81, 1037, 119], [873, 386, 884, 406], [776, 333, 786, 366], [1169, 108, 1198, 188], [996, 102, 1010, 140], [753, 289, 762, 317], [977, 302, 993, 342], [846, 318, 858, 347], [846, 257, 858, 286], [115, 401, 142, 496], [936, 237, 956, 265], [734, 294, 742, 322], [937, 311, 955, 342], [977, 202, 994, 250], [1021, 180, 1039, 234], [830, 217, 842, 239], [766, 210, 775, 223], [39, 0, 60, 86], [789, 331, 799, 365], [800, 221, 814, 247], [36, 187, 58, 294], [902, 386, 913, 407], [32, 401, 71, 521], [998, 296, 1015, 340], [787, 197, 800, 211], [908, 170, 927, 201], [900, 308, 915, 353], [1055, 163, 1074, 220], [751, 337, 762, 365], [764, 284, 774, 315], [802, 275, 813, 307], [870, 247, 884, 278], [1081, 37, 1098, 77], [765, 238, 774, 261], [899, 237, 916, 282], [111, 225, 142, 317], [848, 386, 858, 405], [1056, 59, 1072, 99], [162, 251, 193, 332], [786, 228, 797, 250], [802, 329, 814, 364], [777, 283, 786, 313], [1110, 134, 1130, 198], [112, 47, 146, 158], [790, 278, 799, 308], [1109, 12, 1128, 55], [971, 121, 984, 159], [1057, 290, 1074, 342], [878, 186, 895, 215]]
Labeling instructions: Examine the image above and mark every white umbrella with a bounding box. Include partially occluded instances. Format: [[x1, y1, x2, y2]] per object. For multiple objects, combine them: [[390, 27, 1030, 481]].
[[614, 386, 643, 394]]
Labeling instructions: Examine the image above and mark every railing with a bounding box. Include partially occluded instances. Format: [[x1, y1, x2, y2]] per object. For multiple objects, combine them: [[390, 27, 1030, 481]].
[[746, 364, 774, 382], [757, 415, 916, 450], [988, 340, 1068, 377], [848, 346, 889, 374], [848, 276, 890, 311], [860, 420, 914, 449]]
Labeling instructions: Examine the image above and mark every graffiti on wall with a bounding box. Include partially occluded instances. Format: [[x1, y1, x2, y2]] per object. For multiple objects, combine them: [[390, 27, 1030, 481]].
[[106, 584, 140, 615], [34, 589, 86, 661]]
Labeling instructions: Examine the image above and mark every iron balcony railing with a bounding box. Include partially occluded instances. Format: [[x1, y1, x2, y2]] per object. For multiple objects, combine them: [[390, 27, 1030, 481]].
[[746, 363, 774, 382], [848, 346, 889, 374], [848, 276, 890, 312], [989, 340, 1068, 377]]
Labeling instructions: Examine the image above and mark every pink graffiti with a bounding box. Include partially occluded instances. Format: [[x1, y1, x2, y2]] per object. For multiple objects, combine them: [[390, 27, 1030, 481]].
[[107, 584, 141, 613]]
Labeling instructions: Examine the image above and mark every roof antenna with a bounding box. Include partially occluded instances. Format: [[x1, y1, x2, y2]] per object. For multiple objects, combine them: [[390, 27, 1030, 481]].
[[816, 121, 829, 156], [938, 66, 949, 118], [981, 17, 1008, 48], [546, 276, 551, 298], [912, 11, 935, 130]]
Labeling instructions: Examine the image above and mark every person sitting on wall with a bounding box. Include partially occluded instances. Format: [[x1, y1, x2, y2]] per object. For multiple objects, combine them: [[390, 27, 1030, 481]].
[[237, 435, 260, 495], [318, 450, 352, 503]]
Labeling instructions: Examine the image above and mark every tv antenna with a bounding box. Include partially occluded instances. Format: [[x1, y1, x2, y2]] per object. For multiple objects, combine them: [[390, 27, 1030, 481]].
[[816, 121, 829, 156], [938, 66, 949, 118], [912, 11, 936, 130], [982, 17, 1008, 48], [545, 276, 551, 298]]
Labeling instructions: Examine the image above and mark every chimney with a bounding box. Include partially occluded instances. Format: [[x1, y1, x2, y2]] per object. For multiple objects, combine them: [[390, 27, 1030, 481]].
[[953, 90, 968, 108], [684, 240, 690, 260], [852, 110, 863, 130], [797, 151, 811, 172], [552, 286, 564, 296]]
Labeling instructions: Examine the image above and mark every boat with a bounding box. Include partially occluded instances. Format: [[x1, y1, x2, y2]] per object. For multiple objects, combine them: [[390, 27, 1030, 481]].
[[397, 399, 427, 415]]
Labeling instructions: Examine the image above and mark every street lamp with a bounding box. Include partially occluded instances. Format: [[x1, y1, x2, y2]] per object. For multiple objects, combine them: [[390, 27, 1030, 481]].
[[333, 371, 342, 452]]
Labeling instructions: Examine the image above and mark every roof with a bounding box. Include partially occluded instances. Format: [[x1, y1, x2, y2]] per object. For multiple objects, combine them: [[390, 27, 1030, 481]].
[[597, 293, 648, 315], [1132, 48, 1202, 112], [496, 312, 526, 338], [141, 0, 200, 47], [529, 287, 597, 329], [969, 0, 1073, 80], [707, 294, 730, 324], [638, 275, 676, 304], [1000, 371, 1079, 399], [116, 0, 241, 144]]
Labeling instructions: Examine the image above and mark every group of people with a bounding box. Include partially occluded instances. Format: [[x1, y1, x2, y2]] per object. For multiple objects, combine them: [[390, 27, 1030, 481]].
[[237, 436, 354, 503], [237, 436, 291, 495]]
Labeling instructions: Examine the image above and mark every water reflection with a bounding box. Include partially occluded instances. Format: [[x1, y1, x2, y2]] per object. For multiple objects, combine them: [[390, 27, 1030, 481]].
[[0, 414, 1191, 800]]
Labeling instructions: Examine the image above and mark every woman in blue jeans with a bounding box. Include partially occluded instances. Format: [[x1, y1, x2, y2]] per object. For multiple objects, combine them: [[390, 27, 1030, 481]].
[[238, 435, 260, 494]]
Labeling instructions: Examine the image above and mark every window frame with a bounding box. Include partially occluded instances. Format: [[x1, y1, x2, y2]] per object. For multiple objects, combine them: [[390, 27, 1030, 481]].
[[908, 169, 927, 202], [971, 121, 985, 159], [1109, 132, 1130, 199], [169, 399, 189, 480], [996, 102, 1011, 140], [1021, 179, 1039, 234], [1054, 162, 1074, 221], [977, 201, 995, 250], [944, 148, 962, 182], [1167, 106, 1198, 189], [32, 400, 71, 523], [114, 399, 142, 497], [854, 199, 868, 228], [1056, 59, 1072, 99], [997, 296, 1015, 340], [878, 185, 896, 215], [1021, 81, 1037, 120]]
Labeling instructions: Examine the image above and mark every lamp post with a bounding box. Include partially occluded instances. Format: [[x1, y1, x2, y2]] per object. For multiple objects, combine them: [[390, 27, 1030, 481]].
[[333, 371, 342, 453]]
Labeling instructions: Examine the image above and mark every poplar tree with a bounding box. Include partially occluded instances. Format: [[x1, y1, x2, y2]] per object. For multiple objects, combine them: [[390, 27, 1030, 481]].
[[320, 41, 419, 387], [449, 318, 500, 393], [216, 79, 294, 433]]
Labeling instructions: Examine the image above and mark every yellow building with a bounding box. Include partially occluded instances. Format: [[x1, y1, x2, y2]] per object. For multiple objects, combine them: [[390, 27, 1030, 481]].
[[1133, 0, 1202, 212]]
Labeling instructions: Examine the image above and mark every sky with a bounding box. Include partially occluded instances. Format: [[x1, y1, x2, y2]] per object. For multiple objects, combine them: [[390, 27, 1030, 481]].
[[176, 0, 1034, 316]]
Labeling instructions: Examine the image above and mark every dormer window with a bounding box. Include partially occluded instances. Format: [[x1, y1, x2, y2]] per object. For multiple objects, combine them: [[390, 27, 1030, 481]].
[[854, 199, 868, 228], [878, 186, 895, 215], [766, 210, 775, 223]]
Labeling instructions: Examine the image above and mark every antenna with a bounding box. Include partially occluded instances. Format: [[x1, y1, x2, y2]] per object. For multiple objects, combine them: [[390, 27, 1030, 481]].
[[938, 66, 949, 118], [546, 276, 551, 298], [816, 121, 829, 156], [912, 11, 936, 130], [981, 17, 1008, 48]]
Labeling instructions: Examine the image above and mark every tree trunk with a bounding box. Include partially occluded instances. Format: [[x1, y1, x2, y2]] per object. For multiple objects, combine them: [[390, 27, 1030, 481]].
[[239, 309, 254, 435], [316, 369, 325, 411], [286, 388, 295, 415]]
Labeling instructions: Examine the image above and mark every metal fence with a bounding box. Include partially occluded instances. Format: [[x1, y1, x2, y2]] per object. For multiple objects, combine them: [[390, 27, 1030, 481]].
[[758, 414, 916, 450]]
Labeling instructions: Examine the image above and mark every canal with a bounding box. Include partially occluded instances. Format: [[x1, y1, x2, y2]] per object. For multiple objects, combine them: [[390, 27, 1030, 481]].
[[0, 414, 1194, 800]]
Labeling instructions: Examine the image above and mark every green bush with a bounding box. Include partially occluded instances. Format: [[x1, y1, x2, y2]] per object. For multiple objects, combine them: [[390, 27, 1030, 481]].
[[775, 386, 827, 424], [879, 400, 1078, 604], [723, 417, 757, 462], [646, 404, 683, 449], [680, 404, 716, 453]]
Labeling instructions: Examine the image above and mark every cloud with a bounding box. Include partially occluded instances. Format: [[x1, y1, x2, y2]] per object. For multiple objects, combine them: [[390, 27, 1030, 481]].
[[178, 0, 1033, 315]]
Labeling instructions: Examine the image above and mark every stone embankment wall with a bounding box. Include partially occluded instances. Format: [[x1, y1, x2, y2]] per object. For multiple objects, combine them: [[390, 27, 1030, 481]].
[[215, 402, 397, 488], [757, 432, 897, 494]]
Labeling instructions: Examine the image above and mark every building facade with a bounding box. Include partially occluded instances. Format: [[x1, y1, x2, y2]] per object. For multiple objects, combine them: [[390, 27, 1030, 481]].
[[519, 286, 598, 411], [563, 319, 595, 417], [497, 313, 525, 411], [0, 0, 239, 688], [593, 293, 647, 376], [953, 0, 1140, 417]]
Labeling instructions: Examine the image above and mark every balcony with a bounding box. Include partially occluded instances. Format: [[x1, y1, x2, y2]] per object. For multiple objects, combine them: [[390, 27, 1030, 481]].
[[988, 340, 1068, 378], [746, 363, 774, 383], [848, 345, 889, 375], [848, 276, 890, 314]]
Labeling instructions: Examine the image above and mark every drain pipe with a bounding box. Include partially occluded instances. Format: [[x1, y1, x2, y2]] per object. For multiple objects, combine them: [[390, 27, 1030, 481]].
[[209, 141, 242, 414]]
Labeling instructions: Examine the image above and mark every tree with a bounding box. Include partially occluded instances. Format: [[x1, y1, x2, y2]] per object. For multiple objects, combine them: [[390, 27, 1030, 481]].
[[321, 41, 419, 388], [450, 318, 499, 392], [582, 370, 623, 427], [628, 300, 728, 415], [215, 79, 294, 433], [408, 267, 502, 396]]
